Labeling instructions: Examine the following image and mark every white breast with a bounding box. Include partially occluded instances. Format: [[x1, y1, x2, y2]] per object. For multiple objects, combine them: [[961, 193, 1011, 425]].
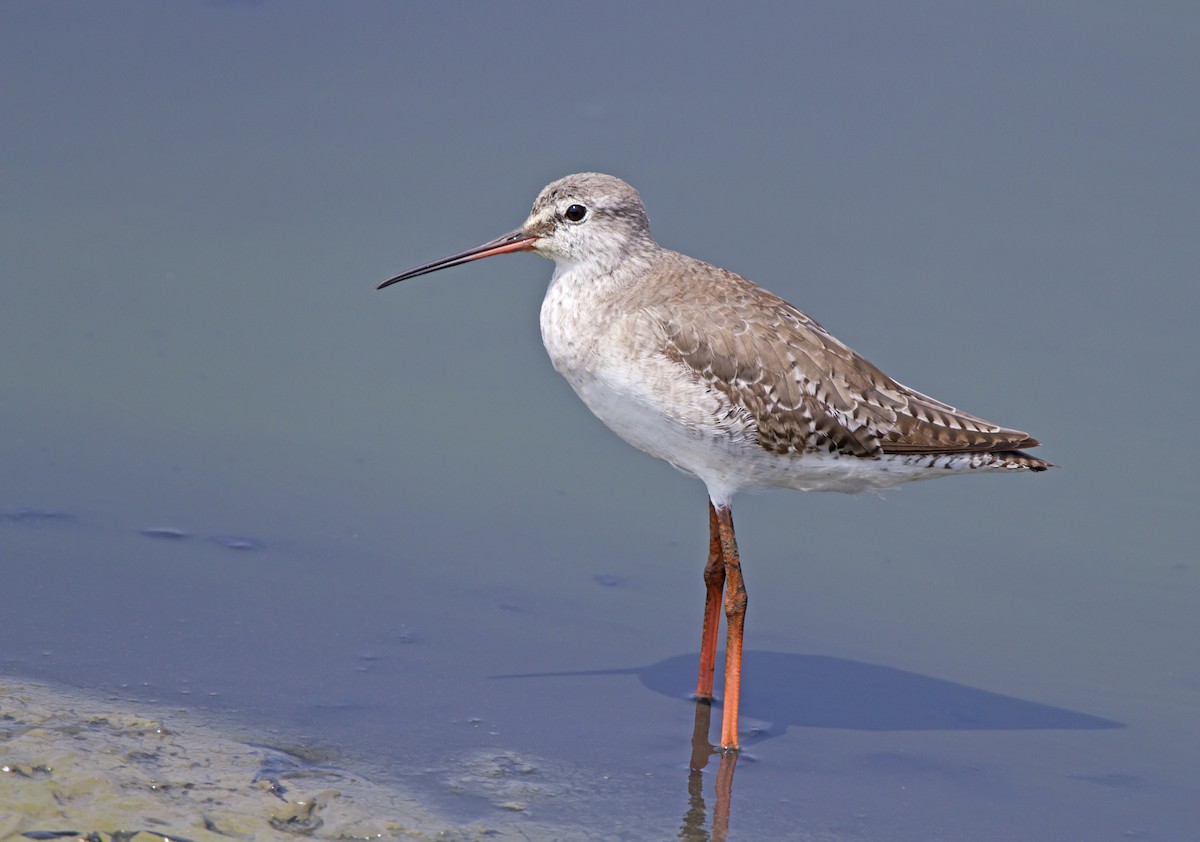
[[540, 264, 770, 503]]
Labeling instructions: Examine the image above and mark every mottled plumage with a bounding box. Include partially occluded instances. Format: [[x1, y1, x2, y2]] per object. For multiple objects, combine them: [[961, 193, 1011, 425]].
[[650, 250, 1044, 460]]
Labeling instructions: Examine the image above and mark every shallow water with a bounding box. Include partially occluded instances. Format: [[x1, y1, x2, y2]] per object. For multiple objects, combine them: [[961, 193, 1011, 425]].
[[2, 399, 1195, 839], [3, 3, 1199, 839]]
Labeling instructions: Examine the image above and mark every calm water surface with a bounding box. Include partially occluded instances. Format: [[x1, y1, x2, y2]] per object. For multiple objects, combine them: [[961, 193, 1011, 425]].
[[3, 4, 1197, 839]]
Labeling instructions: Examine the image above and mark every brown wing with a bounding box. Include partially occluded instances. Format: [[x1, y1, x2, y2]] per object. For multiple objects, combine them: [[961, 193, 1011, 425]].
[[651, 252, 1040, 459]]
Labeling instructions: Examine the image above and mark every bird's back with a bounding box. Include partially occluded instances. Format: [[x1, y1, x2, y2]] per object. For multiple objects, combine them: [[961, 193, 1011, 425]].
[[625, 249, 1050, 471]]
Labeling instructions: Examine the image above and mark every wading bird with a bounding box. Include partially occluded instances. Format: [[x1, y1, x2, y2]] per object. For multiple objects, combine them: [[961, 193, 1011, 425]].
[[377, 173, 1051, 750]]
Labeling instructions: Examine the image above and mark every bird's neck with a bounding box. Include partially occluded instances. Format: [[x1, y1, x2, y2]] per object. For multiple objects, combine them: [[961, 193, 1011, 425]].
[[547, 242, 661, 296]]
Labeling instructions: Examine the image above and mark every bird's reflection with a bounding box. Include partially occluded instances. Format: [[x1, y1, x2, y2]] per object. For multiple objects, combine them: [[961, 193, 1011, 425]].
[[680, 699, 737, 841]]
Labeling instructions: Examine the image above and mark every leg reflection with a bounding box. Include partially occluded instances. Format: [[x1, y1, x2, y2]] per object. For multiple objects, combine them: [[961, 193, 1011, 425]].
[[680, 698, 737, 841], [690, 697, 715, 771]]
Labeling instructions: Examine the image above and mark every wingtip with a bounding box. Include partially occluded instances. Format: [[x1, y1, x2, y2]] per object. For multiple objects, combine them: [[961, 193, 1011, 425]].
[[1001, 449, 1055, 471]]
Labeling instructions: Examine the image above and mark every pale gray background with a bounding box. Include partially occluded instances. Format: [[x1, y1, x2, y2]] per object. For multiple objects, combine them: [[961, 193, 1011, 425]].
[[2, 3, 1197, 839]]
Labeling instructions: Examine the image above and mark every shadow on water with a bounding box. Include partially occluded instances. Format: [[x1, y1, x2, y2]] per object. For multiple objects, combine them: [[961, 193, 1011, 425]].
[[496, 650, 1123, 738], [497, 650, 1123, 841]]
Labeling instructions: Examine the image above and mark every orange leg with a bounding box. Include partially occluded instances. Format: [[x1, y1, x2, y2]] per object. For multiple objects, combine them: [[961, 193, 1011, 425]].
[[714, 504, 747, 751], [696, 500, 726, 700]]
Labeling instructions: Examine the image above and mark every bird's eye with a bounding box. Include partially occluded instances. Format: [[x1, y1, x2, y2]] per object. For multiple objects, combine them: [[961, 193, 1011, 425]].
[[564, 204, 588, 223]]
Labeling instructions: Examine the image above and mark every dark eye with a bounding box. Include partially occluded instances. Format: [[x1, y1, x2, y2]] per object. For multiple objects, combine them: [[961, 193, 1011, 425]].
[[565, 204, 588, 222]]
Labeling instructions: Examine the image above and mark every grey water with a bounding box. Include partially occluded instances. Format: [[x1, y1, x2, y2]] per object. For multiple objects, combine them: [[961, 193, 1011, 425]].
[[3, 3, 1198, 839]]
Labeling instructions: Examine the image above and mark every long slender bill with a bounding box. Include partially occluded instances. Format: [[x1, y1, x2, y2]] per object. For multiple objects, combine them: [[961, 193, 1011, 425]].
[[377, 229, 538, 290]]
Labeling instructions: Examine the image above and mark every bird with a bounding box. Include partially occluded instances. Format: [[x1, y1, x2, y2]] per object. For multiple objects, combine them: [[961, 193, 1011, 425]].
[[377, 172, 1051, 751]]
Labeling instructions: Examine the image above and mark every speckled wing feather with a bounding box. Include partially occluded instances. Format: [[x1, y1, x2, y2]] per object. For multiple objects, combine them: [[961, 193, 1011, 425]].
[[652, 252, 1042, 460]]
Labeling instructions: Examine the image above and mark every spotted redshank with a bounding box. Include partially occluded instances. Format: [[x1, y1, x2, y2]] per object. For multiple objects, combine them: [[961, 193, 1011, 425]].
[[377, 173, 1051, 751]]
